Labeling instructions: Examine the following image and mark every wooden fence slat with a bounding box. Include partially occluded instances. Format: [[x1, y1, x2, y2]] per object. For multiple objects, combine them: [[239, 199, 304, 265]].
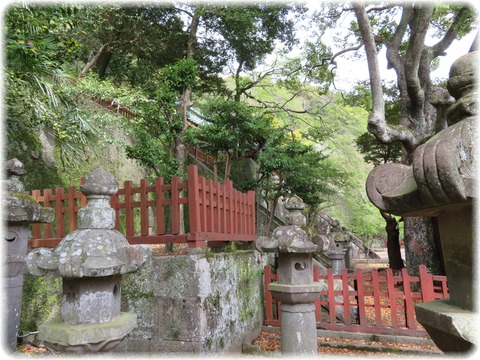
[[67, 186, 77, 232], [232, 188, 238, 234], [124, 181, 134, 236], [341, 268, 350, 324], [31, 190, 42, 239], [248, 191, 256, 236], [215, 182, 221, 233], [43, 189, 53, 239], [55, 187, 65, 239], [207, 179, 214, 233], [371, 269, 383, 327], [225, 181, 233, 234], [402, 268, 416, 329], [186, 165, 202, 248], [171, 176, 180, 235], [156, 177, 165, 235], [140, 179, 149, 236], [355, 268, 367, 325], [199, 177, 207, 233], [241, 193, 246, 235], [419, 265, 435, 302], [327, 270, 336, 324], [386, 268, 398, 328]]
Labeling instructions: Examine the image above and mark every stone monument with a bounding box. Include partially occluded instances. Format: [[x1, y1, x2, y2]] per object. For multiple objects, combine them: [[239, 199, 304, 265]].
[[261, 195, 321, 354], [26, 168, 151, 353], [2, 159, 54, 352], [365, 50, 477, 352]]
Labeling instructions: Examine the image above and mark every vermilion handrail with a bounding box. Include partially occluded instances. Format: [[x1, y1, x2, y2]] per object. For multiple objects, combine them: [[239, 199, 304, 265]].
[[28, 165, 256, 249]]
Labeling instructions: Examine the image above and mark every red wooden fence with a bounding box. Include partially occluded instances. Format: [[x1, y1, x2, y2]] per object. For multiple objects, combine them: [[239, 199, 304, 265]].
[[29, 165, 256, 249], [91, 98, 136, 119], [264, 264, 448, 337]]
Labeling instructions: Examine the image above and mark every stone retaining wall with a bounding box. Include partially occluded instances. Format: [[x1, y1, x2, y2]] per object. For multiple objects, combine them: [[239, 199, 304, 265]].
[[116, 249, 267, 354]]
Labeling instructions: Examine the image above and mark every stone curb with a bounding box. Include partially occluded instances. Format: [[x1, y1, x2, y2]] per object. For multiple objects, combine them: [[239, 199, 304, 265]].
[[260, 325, 441, 355]]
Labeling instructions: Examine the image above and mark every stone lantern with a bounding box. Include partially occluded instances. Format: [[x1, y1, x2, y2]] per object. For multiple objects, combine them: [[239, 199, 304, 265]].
[[365, 50, 478, 353], [326, 241, 346, 276], [261, 195, 321, 354], [2, 159, 54, 352], [26, 168, 150, 353]]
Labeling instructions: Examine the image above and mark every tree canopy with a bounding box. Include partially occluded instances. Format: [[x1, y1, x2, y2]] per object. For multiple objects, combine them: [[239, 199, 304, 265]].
[[5, 2, 477, 246]]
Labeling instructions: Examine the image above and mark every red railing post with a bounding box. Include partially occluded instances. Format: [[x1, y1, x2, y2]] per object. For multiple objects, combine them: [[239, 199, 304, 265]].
[[187, 165, 203, 248], [207, 178, 214, 233], [43, 189, 53, 239], [355, 268, 367, 325], [214, 182, 221, 233], [327, 269, 336, 324], [419, 265, 435, 302], [386, 268, 398, 328], [225, 180, 233, 235], [67, 186, 78, 232], [140, 179, 149, 236], [124, 181, 134, 237], [402, 268, 416, 329], [341, 268, 350, 324], [171, 176, 180, 234], [31, 189, 42, 239], [55, 187, 65, 239], [371, 269, 382, 327], [248, 190, 256, 237], [155, 177, 165, 235]]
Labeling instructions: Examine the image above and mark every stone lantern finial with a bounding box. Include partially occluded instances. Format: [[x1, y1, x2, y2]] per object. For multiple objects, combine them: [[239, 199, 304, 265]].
[[284, 195, 306, 227]]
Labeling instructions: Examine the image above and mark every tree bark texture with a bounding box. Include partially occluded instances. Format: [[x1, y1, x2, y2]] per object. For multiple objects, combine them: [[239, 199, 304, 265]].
[[403, 217, 443, 276]]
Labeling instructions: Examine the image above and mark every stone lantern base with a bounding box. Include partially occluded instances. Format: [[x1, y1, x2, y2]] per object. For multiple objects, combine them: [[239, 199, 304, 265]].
[[39, 312, 136, 353], [415, 300, 477, 353]]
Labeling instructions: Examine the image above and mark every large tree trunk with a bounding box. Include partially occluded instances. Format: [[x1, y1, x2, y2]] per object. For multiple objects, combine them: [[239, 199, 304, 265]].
[[403, 217, 443, 275], [96, 50, 113, 79], [169, 6, 201, 250], [353, 3, 446, 276], [381, 211, 404, 270]]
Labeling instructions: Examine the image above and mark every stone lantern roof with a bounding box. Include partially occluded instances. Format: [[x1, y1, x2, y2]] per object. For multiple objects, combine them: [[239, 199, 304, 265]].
[[261, 195, 317, 253]]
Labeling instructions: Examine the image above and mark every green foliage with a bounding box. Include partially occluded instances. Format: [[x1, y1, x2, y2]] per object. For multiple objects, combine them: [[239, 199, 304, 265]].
[[431, 4, 477, 38], [201, 4, 306, 72], [20, 275, 62, 334], [123, 58, 199, 179], [355, 132, 403, 166], [344, 81, 403, 166], [256, 129, 341, 213], [186, 98, 271, 162], [5, 4, 98, 168], [160, 57, 200, 93]]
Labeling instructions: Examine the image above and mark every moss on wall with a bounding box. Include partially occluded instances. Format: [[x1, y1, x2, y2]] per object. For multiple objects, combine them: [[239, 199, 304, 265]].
[[19, 275, 62, 335]]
